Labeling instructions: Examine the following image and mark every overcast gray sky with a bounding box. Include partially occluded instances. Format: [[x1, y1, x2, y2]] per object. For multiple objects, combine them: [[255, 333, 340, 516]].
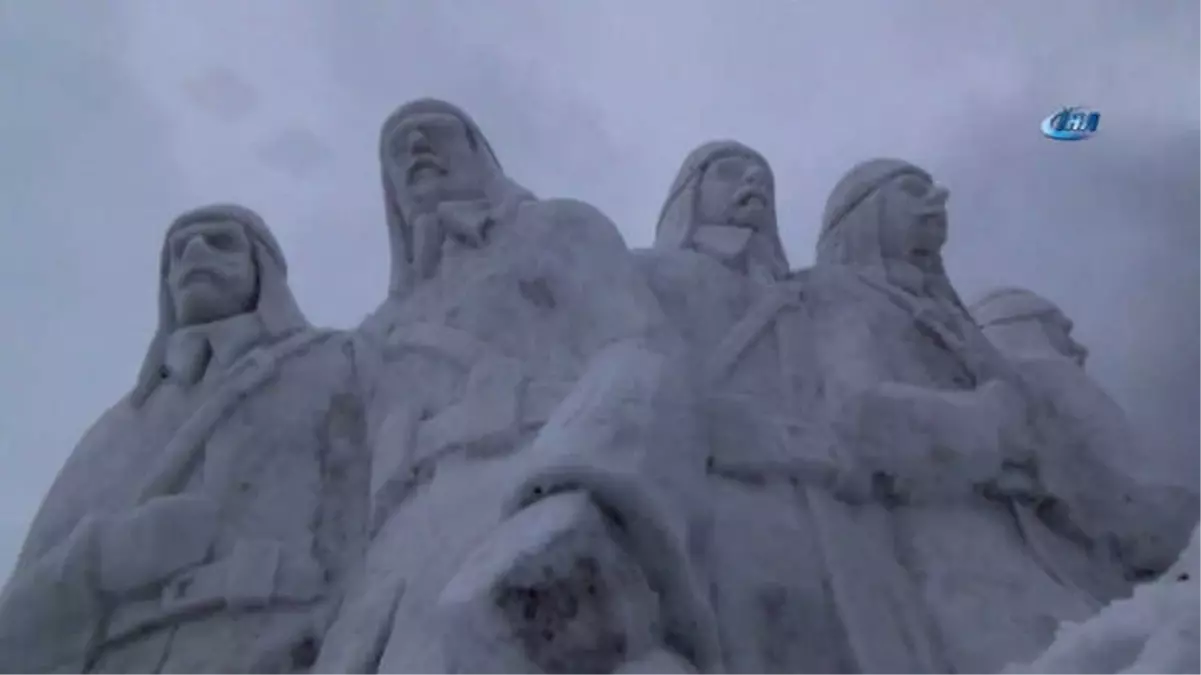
[[1, 0, 1197, 578]]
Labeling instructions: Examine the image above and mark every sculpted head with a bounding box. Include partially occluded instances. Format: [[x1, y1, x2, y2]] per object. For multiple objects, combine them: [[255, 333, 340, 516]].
[[131, 204, 308, 406], [970, 287, 1089, 366], [695, 151, 774, 233], [165, 216, 258, 326], [380, 98, 500, 224], [819, 158, 950, 277], [378, 99, 537, 296], [656, 141, 788, 281]]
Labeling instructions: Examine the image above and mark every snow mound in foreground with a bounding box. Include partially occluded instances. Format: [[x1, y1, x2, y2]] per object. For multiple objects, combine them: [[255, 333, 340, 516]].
[[1009, 523, 1199, 674]]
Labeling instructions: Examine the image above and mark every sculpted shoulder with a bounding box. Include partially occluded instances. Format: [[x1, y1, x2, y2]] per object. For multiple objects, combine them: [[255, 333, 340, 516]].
[[521, 198, 629, 255], [797, 264, 875, 311], [636, 247, 748, 307]]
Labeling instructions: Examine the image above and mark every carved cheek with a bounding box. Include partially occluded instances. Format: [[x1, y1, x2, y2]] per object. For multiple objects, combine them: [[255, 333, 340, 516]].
[[386, 165, 408, 194], [697, 180, 730, 219], [228, 253, 257, 293]]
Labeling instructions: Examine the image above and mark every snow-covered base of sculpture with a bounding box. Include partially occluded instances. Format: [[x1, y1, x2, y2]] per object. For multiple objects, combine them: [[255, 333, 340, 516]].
[[1007, 525, 1199, 674]]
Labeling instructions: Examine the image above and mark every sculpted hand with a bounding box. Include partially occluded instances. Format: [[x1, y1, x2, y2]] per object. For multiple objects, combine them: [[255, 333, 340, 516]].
[[978, 460, 1045, 506], [977, 378, 1037, 460], [96, 494, 221, 595], [0, 497, 213, 673]]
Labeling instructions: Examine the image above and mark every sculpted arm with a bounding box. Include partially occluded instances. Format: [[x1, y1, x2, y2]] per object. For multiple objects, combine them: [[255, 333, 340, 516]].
[[1028, 382, 1200, 579], [1107, 482, 1199, 580], [832, 379, 1027, 503], [1034, 455, 1198, 582], [811, 292, 1024, 503], [1, 402, 222, 672], [0, 495, 219, 672], [13, 401, 131, 572]]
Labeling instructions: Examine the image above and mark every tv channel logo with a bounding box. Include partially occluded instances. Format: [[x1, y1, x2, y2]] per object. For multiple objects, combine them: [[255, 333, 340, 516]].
[[1041, 106, 1101, 141]]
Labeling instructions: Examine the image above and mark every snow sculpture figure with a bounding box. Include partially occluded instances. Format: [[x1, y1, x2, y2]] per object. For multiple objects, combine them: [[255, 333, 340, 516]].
[[0, 205, 373, 673], [1008, 524, 1199, 674], [315, 99, 718, 674], [636, 140, 859, 673], [802, 159, 1114, 673], [972, 287, 1199, 589]]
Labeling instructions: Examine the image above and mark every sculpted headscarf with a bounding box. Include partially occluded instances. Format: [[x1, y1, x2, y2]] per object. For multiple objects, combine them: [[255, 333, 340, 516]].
[[654, 140, 789, 280], [816, 157, 970, 312], [817, 157, 933, 268], [970, 286, 1089, 366], [970, 287, 1066, 330], [378, 98, 535, 297], [130, 204, 309, 407]]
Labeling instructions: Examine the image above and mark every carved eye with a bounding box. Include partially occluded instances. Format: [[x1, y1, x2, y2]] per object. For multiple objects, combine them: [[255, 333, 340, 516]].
[[389, 136, 408, 162], [207, 232, 234, 251], [898, 176, 929, 198], [712, 158, 745, 182]]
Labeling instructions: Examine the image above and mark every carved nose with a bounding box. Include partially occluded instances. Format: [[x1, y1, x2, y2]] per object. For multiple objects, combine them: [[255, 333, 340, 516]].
[[180, 235, 212, 261], [926, 184, 949, 208], [1072, 341, 1089, 364], [408, 130, 432, 154], [743, 165, 766, 185]]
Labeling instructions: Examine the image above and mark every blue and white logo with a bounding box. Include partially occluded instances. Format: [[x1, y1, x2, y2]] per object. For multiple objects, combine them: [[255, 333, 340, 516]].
[[1041, 106, 1101, 141]]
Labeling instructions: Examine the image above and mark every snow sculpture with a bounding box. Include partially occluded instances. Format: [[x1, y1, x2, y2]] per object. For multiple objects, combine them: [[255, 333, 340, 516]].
[[801, 158, 1117, 673], [972, 287, 1199, 590], [637, 140, 860, 673], [0, 205, 373, 672], [315, 99, 717, 674], [1, 119, 1190, 675], [1008, 524, 1199, 674]]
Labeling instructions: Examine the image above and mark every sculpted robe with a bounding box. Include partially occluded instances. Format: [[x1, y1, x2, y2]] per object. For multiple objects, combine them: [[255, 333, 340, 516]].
[[0, 205, 372, 673], [971, 287, 1199, 592], [316, 100, 717, 674], [802, 159, 1109, 673], [636, 141, 858, 674]]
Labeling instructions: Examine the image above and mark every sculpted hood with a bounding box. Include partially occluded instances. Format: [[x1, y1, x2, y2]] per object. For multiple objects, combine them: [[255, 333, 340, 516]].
[[130, 204, 309, 406], [654, 140, 789, 280], [970, 287, 1066, 329], [970, 286, 1089, 365], [817, 157, 932, 268], [816, 158, 970, 310], [379, 98, 534, 296]]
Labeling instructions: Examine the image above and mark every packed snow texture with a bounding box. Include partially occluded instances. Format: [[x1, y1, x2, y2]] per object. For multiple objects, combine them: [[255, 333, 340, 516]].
[[0, 100, 1195, 674]]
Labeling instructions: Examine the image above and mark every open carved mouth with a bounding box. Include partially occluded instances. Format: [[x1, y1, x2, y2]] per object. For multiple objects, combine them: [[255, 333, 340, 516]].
[[735, 190, 767, 210], [909, 247, 938, 264], [406, 155, 446, 183], [178, 268, 221, 286]]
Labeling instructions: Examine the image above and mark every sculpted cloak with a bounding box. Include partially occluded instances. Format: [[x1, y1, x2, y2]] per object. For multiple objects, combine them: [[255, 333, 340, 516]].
[[0, 205, 373, 673], [802, 159, 1109, 673], [637, 140, 859, 673], [317, 100, 717, 674], [972, 287, 1198, 591]]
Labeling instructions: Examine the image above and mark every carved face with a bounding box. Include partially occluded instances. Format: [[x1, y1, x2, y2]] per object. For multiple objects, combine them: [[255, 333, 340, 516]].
[[1039, 310, 1089, 366], [167, 219, 257, 326], [384, 112, 490, 219], [695, 154, 774, 232], [877, 173, 949, 273]]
